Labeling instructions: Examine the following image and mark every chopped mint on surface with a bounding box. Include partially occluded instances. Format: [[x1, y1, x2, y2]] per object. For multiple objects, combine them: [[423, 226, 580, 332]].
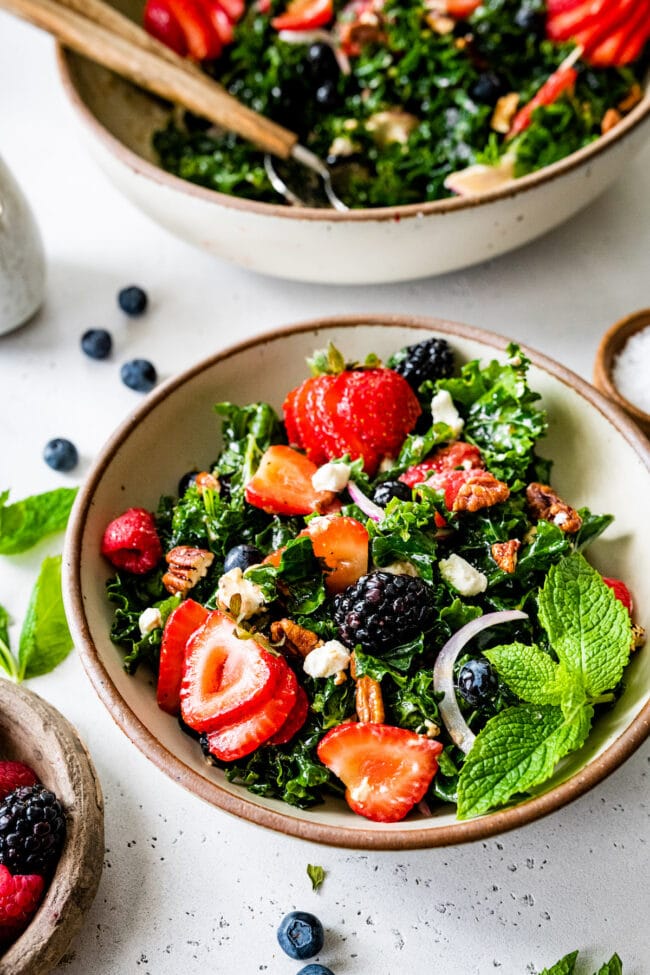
[[306, 864, 326, 892]]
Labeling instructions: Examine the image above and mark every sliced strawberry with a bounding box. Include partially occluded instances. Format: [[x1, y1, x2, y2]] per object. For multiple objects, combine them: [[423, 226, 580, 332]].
[[586, 3, 650, 65], [245, 445, 336, 516], [180, 610, 283, 732], [399, 442, 484, 488], [101, 507, 163, 575], [143, 0, 189, 55], [214, 0, 245, 20], [165, 0, 222, 59], [200, 0, 235, 45], [602, 576, 634, 614], [508, 65, 578, 138], [266, 684, 309, 745], [305, 515, 369, 594], [205, 663, 298, 761], [545, 0, 613, 42], [157, 599, 209, 715], [445, 0, 481, 17], [271, 0, 334, 31], [317, 723, 443, 823]]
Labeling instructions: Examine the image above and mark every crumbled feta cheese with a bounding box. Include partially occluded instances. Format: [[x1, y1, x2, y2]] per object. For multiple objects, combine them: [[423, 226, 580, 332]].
[[438, 553, 487, 596], [431, 389, 464, 437], [303, 640, 351, 679], [138, 607, 162, 636], [217, 568, 266, 620], [380, 561, 420, 577], [378, 455, 397, 474], [312, 462, 351, 494]]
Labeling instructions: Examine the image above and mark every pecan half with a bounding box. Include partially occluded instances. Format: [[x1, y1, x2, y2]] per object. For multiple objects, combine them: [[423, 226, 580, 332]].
[[270, 619, 321, 660], [453, 471, 510, 513], [526, 482, 582, 534], [162, 546, 214, 596], [601, 108, 622, 135], [350, 652, 385, 723], [491, 539, 521, 574]]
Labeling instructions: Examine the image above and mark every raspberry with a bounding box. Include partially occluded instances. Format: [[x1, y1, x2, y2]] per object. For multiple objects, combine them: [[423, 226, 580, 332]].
[[333, 571, 437, 653], [0, 785, 66, 877], [0, 763, 38, 802], [0, 866, 44, 941], [389, 337, 455, 390], [101, 507, 163, 574]]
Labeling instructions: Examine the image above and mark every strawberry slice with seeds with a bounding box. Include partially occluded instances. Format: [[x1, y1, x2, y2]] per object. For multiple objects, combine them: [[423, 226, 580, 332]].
[[271, 0, 334, 31], [266, 684, 309, 746], [245, 445, 338, 516], [305, 515, 369, 594], [445, 0, 481, 17], [143, 0, 189, 54], [317, 723, 443, 823], [602, 576, 634, 614], [205, 662, 298, 761], [509, 65, 578, 138], [157, 599, 210, 715], [165, 0, 222, 59], [399, 442, 484, 488], [180, 610, 283, 733]]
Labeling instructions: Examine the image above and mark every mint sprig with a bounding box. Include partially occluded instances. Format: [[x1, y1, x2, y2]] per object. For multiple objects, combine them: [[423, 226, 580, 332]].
[[0, 488, 78, 555], [537, 950, 622, 975], [457, 553, 632, 819]]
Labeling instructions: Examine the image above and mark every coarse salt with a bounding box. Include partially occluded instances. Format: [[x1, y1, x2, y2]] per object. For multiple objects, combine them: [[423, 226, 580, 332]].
[[612, 325, 650, 414]]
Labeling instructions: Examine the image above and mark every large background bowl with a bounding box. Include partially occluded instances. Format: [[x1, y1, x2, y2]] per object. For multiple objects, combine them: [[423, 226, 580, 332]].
[[63, 315, 650, 850], [57, 3, 650, 284]]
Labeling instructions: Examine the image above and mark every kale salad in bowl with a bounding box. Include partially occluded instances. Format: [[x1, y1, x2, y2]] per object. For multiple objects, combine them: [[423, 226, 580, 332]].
[[57, 2, 650, 281], [63, 317, 650, 849]]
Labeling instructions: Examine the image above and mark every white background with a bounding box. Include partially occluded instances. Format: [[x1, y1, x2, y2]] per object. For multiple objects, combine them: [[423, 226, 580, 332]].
[[1, 13, 649, 974]]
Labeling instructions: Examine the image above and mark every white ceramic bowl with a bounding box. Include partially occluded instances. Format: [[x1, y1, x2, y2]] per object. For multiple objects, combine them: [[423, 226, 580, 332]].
[[56, 4, 650, 284], [63, 315, 650, 850]]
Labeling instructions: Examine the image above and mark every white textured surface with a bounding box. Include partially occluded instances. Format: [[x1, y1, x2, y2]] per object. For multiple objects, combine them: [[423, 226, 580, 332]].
[[0, 13, 649, 975]]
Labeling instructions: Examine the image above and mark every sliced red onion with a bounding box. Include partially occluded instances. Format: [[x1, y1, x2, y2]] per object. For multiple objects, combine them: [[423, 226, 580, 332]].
[[433, 610, 528, 754], [347, 480, 385, 523], [277, 29, 352, 74]]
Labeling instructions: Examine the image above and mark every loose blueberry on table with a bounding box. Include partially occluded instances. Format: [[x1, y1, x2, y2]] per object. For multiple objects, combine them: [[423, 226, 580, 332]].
[[117, 285, 148, 317], [120, 358, 158, 393], [277, 911, 324, 960], [81, 328, 112, 360], [43, 437, 78, 472]]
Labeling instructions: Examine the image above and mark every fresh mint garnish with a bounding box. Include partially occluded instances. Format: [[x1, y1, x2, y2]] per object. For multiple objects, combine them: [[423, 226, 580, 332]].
[[457, 553, 632, 819], [306, 864, 325, 891], [537, 950, 622, 975], [0, 556, 73, 682], [0, 487, 78, 555]]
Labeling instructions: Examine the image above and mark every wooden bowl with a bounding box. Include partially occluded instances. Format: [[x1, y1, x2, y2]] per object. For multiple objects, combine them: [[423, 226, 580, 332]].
[[0, 682, 104, 975], [594, 309, 650, 439]]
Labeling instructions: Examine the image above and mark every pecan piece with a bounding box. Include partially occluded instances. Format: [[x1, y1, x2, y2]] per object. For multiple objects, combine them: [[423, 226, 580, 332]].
[[453, 471, 510, 513], [350, 652, 385, 723], [526, 482, 582, 533], [162, 546, 214, 596], [631, 623, 646, 652], [270, 619, 321, 660], [491, 539, 521, 574], [601, 108, 622, 135]]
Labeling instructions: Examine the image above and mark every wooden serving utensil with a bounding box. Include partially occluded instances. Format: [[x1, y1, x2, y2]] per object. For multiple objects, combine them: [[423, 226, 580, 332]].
[[0, 0, 348, 209]]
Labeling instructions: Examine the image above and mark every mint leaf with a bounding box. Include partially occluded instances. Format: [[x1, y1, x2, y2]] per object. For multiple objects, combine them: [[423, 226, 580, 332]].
[[306, 864, 325, 891], [0, 488, 78, 555], [485, 643, 571, 706], [539, 950, 579, 975], [594, 954, 622, 975], [18, 556, 74, 680], [457, 703, 593, 819], [538, 554, 631, 697], [0, 603, 19, 681]]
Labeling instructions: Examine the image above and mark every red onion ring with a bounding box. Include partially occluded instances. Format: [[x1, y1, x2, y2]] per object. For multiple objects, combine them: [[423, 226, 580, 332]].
[[433, 610, 529, 754], [346, 480, 385, 523]]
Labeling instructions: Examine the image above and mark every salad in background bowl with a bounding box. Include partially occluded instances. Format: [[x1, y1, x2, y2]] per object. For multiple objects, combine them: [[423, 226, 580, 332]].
[[63, 316, 650, 849], [57, 2, 650, 281]]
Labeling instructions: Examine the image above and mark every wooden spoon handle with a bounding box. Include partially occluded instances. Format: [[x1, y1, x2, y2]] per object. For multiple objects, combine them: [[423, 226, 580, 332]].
[[0, 0, 297, 158]]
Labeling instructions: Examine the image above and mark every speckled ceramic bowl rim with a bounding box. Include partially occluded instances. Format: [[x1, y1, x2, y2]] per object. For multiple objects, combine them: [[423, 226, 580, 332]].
[[56, 46, 650, 224], [65, 314, 650, 850]]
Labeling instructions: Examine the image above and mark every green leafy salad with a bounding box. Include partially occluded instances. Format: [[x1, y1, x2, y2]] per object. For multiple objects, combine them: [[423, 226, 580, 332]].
[[151, 0, 646, 208], [103, 337, 643, 823]]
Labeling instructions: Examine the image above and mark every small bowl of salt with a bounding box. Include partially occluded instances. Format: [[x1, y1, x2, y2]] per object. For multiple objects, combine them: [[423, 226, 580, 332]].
[[594, 309, 650, 438]]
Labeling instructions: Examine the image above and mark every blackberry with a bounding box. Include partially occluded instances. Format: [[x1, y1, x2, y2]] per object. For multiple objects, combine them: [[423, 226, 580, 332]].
[[334, 571, 437, 654], [0, 784, 66, 876], [372, 480, 411, 508], [390, 338, 455, 390]]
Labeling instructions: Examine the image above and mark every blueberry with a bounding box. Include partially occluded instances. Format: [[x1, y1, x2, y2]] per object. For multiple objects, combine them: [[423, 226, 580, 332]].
[[306, 43, 339, 84], [470, 72, 505, 105], [118, 285, 148, 317], [178, 470, 199, 496], [43, 438, 78, 472], [81, 328, 112, 360], [315, 80, 338, 110], [277, 911, 324, 960], [457, 658, 498, 707], [514, 6, 544, 33], [120, 359, 157, 393], [223, 544, 264, 573], [371, 480, 411, 508], [297, 966, 335, 975]]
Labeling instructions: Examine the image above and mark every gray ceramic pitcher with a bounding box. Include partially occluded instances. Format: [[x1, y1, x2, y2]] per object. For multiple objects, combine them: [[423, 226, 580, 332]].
[[0, 155, 45, 335]]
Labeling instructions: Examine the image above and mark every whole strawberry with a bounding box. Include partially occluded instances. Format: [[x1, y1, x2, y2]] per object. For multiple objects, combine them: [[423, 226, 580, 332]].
[[283, 348, 421, 476], [0, 865, 44, 944], [101, 507, 163, 574], [0, 763, 38, 802]]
